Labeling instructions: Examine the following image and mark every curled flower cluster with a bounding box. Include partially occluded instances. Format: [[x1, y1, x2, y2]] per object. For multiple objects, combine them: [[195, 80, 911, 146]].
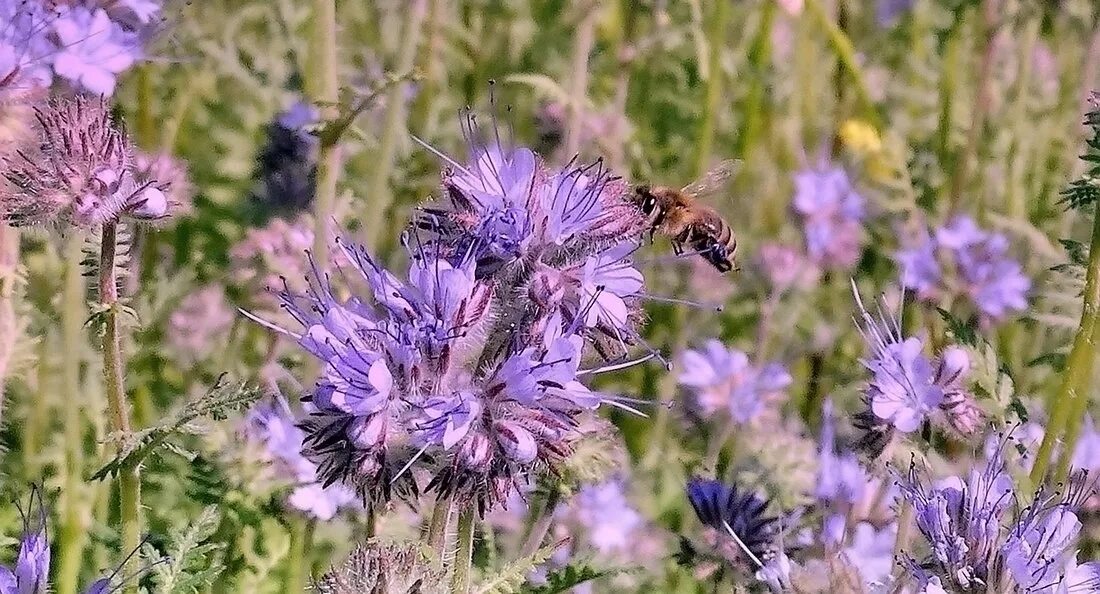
[[896, 215, 1030, 323], [853, 285, 981, 453], [896, 440, 1100, 592], [677, 339, 791, 425], [252, 122, 654, 512], [791, 165, 866, 270], [0, 95, 171, 228], [241, 396, 357, 521], [229, 216, 317, 312], [752, 242, 820, 295], [2, 0, 159, 97]]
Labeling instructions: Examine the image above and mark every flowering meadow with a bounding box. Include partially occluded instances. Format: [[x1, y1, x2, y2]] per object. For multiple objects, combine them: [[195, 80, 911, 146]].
[[5, 0, 1100, 592]]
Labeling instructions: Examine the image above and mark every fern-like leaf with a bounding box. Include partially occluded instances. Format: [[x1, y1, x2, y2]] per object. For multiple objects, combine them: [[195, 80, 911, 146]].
[[473, 539, 566, 594], [145, 506, 225, 594], [524, 564, 611, 594], [91, 375, 260, 480]]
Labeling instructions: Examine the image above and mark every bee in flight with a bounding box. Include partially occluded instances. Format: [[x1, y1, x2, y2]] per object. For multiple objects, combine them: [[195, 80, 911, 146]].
[[631, 160, 740, 273]]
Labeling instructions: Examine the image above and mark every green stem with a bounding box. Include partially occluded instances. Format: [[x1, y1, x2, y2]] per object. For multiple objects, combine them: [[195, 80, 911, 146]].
[[736, 0, 774, 157], [1004, 17, 1039, 220], [285, 516, 315, 594], [805, 0, 882, 130], [0, 223, 17, 425], [450, 507, 476, 594], [99, 222, 141, 592], [947, 0, 998, 215], [564, 2, 597, 158], [426, 496, 453, 556], [308, 0, 340, 270], [57, 235, 88, 594], [135, 66, 157, 149], [519, 489, 559, 558], [694, 0, 729, 174], [363, 0, 428, 252], [1031, 203, 1100, 484]]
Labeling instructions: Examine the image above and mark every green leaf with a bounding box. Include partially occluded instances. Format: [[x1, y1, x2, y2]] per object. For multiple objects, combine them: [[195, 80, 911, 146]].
[[146, 506, 226, 594], [473, 539, 566, 594], [1058, 239, 1090, 267], [1027, 352, 1067, 372], [936, 308, 979, 347], [524, 564, 611, 594], [90, 376, 260, 480]]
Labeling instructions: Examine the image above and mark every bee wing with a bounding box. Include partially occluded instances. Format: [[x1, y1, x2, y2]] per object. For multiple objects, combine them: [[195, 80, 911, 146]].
[[680, 159, 742, 199]]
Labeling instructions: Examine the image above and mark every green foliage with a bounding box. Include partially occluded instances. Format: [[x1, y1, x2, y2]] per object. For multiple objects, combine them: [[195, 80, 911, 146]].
[[1060, 95, 1100, 212], [524, 564, 612, 594], [145, 506, 226, 593], [473, 540, 563, 594], [91, 377, 260, 480]]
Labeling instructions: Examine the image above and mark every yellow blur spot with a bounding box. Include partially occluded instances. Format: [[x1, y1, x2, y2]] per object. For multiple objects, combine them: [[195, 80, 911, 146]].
[[839, 119, 882, 156]]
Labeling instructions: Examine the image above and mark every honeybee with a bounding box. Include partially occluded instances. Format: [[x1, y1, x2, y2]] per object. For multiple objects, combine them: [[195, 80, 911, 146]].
[[632, 160, 740, 273]]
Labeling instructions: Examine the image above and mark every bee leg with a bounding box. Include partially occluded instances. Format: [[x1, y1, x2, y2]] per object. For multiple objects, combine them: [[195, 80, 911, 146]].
[[647, 227, 656, 245], [671, 240, 684, 256]]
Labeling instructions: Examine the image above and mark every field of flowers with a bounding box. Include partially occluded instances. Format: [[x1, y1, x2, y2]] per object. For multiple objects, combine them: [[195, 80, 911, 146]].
[[3, 0, 1100, 592]]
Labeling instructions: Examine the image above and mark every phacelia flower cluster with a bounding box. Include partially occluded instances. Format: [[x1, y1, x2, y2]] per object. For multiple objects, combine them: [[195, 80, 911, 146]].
[[251, 118, 654, 513], [791, 165, 866, 270], [229, 216, 318, 313], [896, 439, 1100, 592], [0, 95, 171, 228], [2, 0, 159, 97], [677, 339, 791, 425], [896, 215, 1030, 323], [853, 284, 981, 454], [241, 396, 357, 521]]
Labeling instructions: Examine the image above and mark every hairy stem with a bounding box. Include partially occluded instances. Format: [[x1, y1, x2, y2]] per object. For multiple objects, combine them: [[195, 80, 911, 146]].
[[426, 496, 453, 557], [1031, 202, 1100, 484], [99, 222, 141, 591], [948, 0, 999, 214], [364, 0, 428, 252], [285, 516, 315, 594], [450, 507, 476, 594], [308, 0, 340, 270], [57, 235, 89, 594], [519, 489, 560, 558], [736, 0, 774, 157]]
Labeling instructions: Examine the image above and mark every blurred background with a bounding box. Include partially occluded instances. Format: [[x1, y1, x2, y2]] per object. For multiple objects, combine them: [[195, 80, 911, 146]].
[[4, 0, 1100, 592]]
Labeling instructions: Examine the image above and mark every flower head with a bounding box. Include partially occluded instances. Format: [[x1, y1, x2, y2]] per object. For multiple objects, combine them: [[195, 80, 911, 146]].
[[52, 6, 140, 95], [167, 285, 234, 364], [753, 242, 820, 294], [242, 395, 357, 520], [563, 479, 646, 557], [896, 436, 1094, 592], [678, 340, 791, 425], [853, 284, 977, 440], [1, 95, 170, 228], [791, 165, 865, 270]]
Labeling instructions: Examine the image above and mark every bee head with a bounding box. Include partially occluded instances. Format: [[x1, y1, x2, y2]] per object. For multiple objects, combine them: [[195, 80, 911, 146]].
[[633, 185, 658, 215]]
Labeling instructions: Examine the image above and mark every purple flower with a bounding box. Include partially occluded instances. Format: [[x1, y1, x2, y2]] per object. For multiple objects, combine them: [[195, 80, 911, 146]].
[[896, 436, 1093, 591], [565, 480, 645, 556], [753, 242, 820, 294], [0, 488, 49, 594], [0, 0, 55, 91], [254, 101, 319, 213], [816, 401, 868, 506], [896, 216, 1030, 323], [678, 340, 791, 424], [1072, 416, 1100, 472], [854, 285, 975, 435], [242, 396, 357, 520], [167, 286, 234, 364], [52, 7, 139, 95], [792, 165, 865, 270], [843, 522, 896, 586]]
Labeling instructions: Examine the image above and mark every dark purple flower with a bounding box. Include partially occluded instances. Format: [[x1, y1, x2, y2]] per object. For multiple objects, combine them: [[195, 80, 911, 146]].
[[253, 101, 319, 213], [0, 488, 49, 594], [686, 477, 779, 568]]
